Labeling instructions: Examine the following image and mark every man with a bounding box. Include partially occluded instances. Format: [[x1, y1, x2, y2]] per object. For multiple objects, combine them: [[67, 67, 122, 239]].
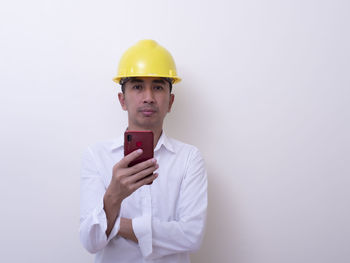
[[80, 40, 207, 263]]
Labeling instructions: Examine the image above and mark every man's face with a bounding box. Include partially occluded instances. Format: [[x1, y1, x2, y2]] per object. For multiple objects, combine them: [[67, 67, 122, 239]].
[[118, 77, 175, 130]]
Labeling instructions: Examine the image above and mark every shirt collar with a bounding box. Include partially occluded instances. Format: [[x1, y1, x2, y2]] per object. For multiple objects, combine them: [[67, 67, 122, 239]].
[[110, 130, 175, 154]]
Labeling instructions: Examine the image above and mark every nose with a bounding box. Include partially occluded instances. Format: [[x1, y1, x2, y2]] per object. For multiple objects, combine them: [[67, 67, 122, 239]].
[[143, 86, 155, 104]]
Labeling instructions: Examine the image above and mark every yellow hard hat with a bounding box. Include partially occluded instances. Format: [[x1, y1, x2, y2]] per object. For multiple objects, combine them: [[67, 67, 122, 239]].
[[113, 39, 181, 84]]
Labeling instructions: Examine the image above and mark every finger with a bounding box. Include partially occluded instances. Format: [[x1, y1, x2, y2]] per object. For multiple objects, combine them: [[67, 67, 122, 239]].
[[128, 158, 157, 175], [119, 149, 143, 168], [127, 164, 159, 184], [132, 173, 158, 190]]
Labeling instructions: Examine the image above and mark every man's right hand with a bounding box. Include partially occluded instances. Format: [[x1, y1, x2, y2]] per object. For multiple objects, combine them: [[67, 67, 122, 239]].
[[109, 149, 158, 201], [103, 149, 158, 237]]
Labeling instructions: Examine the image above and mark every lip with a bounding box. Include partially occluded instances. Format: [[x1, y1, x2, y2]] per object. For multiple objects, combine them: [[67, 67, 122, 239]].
[[139, 107, 157, 112], [140, 109, 156, 116]]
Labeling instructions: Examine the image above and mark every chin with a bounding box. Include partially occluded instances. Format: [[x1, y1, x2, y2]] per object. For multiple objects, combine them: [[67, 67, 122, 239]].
[[136, 120, 154, 128], [140, 120, 161, 129]]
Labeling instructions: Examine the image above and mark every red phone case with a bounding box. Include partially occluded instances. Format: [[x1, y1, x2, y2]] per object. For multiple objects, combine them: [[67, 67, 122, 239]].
[[124, 131, 154, 185], [124, 130, 154, 167]]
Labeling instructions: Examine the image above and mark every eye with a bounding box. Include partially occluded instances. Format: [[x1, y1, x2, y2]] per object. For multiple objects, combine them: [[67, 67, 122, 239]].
[[132, 85, 143, 90], [153, 85, 164, 91]]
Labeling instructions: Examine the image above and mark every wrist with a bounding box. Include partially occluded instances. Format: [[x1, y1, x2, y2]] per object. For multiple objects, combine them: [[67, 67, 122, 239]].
[[104, 187, 123, 207], [119, 218, 138, 243]]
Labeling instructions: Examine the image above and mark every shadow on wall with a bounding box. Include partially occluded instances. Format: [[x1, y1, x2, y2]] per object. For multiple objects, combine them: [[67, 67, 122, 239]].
[[164, 76, 207, 143], [190, 163, 238, 263], [164, 79, 239, 262]]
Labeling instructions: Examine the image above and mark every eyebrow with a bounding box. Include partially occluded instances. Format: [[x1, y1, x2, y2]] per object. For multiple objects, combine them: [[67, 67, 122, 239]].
[[129, 78, 144, 83], [152, 79, 166, 84], [129, 78, 166, 84]]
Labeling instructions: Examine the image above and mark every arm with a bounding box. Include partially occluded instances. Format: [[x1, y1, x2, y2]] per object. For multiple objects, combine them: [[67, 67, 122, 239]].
[[79, 148, 158, 253], [118, 218, 138, 243], [80, 147, 114, 254], [132, 148, 208, 259], [103, 188, 122, 238]]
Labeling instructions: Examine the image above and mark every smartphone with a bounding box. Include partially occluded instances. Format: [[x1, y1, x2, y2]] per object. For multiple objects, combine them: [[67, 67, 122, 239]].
[[124, 130, 154, 184]]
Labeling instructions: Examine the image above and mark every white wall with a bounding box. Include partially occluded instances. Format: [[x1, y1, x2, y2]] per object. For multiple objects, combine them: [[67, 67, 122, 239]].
[[1, 0, 349, 262]]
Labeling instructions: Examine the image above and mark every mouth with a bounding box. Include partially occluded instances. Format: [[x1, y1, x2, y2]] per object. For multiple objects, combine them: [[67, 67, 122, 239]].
[[139, 108, 157, 117]]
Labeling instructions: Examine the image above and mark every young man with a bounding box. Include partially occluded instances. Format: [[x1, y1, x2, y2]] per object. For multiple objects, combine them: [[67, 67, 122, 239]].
[[80, 40, 207, 263]]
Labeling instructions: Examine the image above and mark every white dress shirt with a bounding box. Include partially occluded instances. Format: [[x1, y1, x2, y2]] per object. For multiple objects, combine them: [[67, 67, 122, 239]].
[[80, 131, 207, 263]]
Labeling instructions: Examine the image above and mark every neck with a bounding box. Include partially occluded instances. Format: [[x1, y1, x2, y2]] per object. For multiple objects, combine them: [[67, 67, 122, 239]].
[[126, 125, 163, 148]]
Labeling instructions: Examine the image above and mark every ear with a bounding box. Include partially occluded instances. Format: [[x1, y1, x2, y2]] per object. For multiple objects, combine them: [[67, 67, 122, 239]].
[[167, 94, 175, 112], [118, 92, 127, 111]]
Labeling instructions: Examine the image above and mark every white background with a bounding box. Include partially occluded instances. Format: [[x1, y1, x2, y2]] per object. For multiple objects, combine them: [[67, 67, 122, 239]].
[[1, 0, 349, 262]]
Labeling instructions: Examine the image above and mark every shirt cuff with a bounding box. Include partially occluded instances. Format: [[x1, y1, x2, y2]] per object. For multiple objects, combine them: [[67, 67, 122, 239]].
[[93, 196, 121, 243], [132, 214, 152, 257]]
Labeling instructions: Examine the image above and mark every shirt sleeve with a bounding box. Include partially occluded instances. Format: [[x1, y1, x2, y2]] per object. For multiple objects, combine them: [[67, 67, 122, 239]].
[[79, 147, 121, 254], [133, 147, 208, 259]]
